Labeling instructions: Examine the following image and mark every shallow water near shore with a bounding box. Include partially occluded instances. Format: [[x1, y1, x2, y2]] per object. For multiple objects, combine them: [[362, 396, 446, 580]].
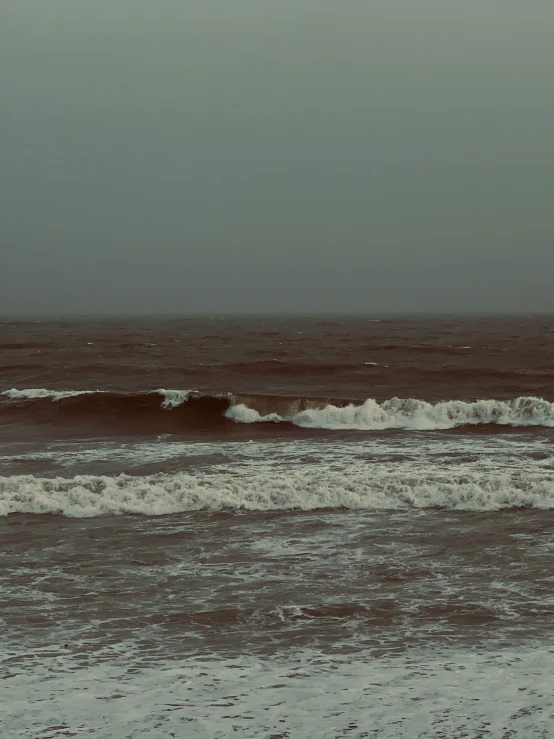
[[2, 316, 554, 736]]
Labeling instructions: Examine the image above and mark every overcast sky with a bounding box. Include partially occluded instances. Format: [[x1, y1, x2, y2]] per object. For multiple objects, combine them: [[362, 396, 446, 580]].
[[2, 1, 554, 314]]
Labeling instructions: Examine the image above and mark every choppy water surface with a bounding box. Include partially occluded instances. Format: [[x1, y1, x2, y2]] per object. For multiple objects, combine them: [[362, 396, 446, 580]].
[[2, 316, 554, 737]]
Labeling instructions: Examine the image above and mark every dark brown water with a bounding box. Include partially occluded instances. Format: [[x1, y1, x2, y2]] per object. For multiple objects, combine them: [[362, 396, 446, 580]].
[[2, 316, 554, 737], [2, 315, 554, 398]]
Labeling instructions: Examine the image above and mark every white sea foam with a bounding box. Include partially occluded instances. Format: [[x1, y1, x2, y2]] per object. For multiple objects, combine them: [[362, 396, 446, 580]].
[[3, 644, 554, 738], [1, 387, 221, 409], [2, 387, 196, 407], [4, 389, 554, 431], [2, 464, 554, 517], [3, 434, 543, 473], [227, 396, 554, 430], [227, 404, 283, 424], [157, 388, 192, 408], [1, 388, 95, 401]]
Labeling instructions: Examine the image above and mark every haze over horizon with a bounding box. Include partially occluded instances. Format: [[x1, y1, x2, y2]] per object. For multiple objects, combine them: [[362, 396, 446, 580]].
[[2, 1, 554, 315]]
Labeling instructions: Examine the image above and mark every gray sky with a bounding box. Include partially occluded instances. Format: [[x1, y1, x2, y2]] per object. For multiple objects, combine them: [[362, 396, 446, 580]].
[[2, 0, 554, 315]]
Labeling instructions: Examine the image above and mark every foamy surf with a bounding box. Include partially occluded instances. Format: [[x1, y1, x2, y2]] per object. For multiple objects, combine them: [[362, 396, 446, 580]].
[[5, 646, 553, 739], [1, 388, 97, 401], [3, 388, 554, 432], [1, 387, 195, 405], [227, 396, 554, 430], [3, 466, 554, 516], [158, 389, 193, 408]]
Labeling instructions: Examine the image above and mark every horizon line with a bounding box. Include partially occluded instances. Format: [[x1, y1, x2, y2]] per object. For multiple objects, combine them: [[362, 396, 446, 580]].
[[1, 310, 554, 321]]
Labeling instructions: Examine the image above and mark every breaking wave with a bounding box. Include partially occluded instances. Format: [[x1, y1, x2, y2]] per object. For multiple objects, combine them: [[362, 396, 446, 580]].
[[2, 467, 554, 516], [0, 388, 230, 432], [2, 388, 554, 432], [228, 396, 554, 430]]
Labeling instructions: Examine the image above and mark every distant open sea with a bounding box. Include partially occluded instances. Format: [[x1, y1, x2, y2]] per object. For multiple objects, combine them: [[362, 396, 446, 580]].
[[2, 315, 554, 738]]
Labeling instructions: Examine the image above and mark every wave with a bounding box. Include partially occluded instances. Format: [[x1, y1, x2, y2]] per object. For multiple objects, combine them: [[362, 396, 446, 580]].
[[3, 388, 97, 401], [2, 467, 554, 516], [2, 388, 554, 432], [228, 396, 554, 430], [0, 388, 231, 432]]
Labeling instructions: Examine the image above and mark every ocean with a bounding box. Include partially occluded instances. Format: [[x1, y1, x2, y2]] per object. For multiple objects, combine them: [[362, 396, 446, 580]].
[[2, 315, 554, 738]]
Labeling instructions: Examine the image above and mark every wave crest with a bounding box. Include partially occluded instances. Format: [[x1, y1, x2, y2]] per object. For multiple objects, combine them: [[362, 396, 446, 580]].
[[2, 388, 554, 432], [227, 397, 554, 430], [2, 468, 554, 516]]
